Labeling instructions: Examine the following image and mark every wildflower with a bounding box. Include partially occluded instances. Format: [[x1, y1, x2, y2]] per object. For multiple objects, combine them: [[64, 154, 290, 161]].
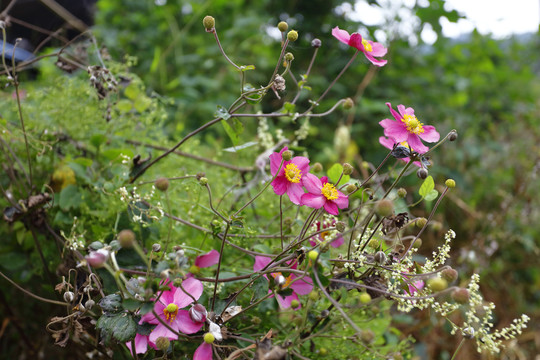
[[331, 26, 387, 66], [301, 174, 349, 215], [309, 218, 344, 248], [253, 256, 313, 309], [269, 146, 310, 205], [379, 102, 440, 154]]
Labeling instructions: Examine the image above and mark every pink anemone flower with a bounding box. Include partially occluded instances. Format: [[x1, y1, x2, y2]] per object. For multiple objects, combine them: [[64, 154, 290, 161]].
[[301, 174, 349, 216], [269, 146, 310, 205], [141, 277, 205, 343], [253, 256, 313, 309], [331, 26, 387, 66], [379, 136, 423, 168], [379, 102, 440, 154], [310, 218, 344, 248]]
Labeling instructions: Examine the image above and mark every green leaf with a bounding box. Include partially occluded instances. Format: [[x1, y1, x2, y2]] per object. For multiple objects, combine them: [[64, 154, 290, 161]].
[[239, 64, 255, 71], [327, 163, 350, 186], [214, 105, 231, 120], [221, 118, 244, 146], [283, 102, 296, 113], [311, 266, 329, 287], [97, 313, 137, 344], [98, 294, 123, 314], [419, 175, 434, 198], [116, 99, 133, 113], [124, 83, 141, 100], [140, 302, 154, 315], [134, 96, 152, 112], [59, 185, 82, 210], [122, 298, 141, 312], [252, 275, 269, 300], [73, 157, 93, 167], [424, 189, 439, 202], [90, 134, 107, 149]]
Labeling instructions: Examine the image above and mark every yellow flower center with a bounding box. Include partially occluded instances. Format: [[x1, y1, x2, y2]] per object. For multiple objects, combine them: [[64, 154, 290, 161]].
[[285, 163, 302, 183], [362, 39, 373, 52], [164, 303, 179, 322], [321, 183, 339, 201], [320, 231, 329, 240], [402, 114, 425, 135], [271, 272, 293, 288]]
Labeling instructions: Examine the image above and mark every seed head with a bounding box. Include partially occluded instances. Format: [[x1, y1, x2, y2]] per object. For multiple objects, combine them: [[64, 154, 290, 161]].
[[287, 30, 298, 42], [155, 177, 169, 192], [441, 268, 458, 283], [203, 16, 215, 31], [156, 337, 170, 351], [277, 21, 288, 32], [375, 199, 394, 217], [417, 168, 428, 179], [118, 229, 136, 248], [282, 150, 293, 161]]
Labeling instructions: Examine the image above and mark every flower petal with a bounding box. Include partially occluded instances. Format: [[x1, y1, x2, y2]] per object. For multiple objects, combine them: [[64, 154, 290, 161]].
[[418, 125, 440, 143], [323, 201, 339, 215], [369, 41, 387, 57], [253, 256, 272, 272], [174, 277, 203, 308], [333, 193, 349, 209], [276, 292, 299, 309], [290, 276, 313, 295], [379, 136, 395, 150], [331, 235, 345, 248], [175, 310, 204, 334], [406, 134, 429, 154], [364, 52, 387, 66], [385, 102, 402, 122], [380, 119, 407, 143], [331, 26, 351, 45], [287, 183, 305, 205], [302, 173, 322, 194], [195, 249, 220, 268], [269, 147, 287, 176], [348, 33, 364, 51], [291, 156, 310, 175], [149, 323, 178, 343], [271, 177, 288, 196], [301, 193, 326, 209], [194, 342, 213, 360]]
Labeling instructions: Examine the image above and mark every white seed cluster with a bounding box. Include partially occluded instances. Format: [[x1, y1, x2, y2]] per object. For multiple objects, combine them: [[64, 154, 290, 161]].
[[257, 116, 275, 150]]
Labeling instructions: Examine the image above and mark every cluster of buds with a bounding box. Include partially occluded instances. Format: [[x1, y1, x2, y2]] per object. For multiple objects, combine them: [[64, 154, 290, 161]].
[[87, 65, 118, 100]]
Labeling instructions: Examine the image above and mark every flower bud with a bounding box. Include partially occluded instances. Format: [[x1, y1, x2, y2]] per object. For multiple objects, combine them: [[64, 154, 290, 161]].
[[335, 221, 346, 233], [445, 179, 456, 188], [63, 291, 75, 303], [276, 275, 286, 286], [415, 217, 427, 228], [282, 150, 293, 161], [342, 163, 353, 175], [85, 299, 95, 310], [290, 299, 300, 308], [427, 277, 448, 292], [308, 290, 319, 301], [287, 30, 298, 42], [417, 168, 428, 179], [199, 177, 208, 186], [311, 38, 321, 48], [343, 97, 353, 109], [375, 199, 394, 217], [251, 316, 261, 325], [284, 52, 294, 62], [277, 21, 288, 32], [412, 238, 422, 248], [283, 217, 293, 227], [441, 268, 458, 283], [85, 248, 110, 268], [397, 188, 407, 198], [189, 303, 208, 323], [448, 130, 458, 142], [452, 288, 470, 304], [308, 250, 319, 261], [360, 329, 374, 344], [152, 243, 161, 252], [312, 162, 323, 173], [203, 16, 215, 30], [320, 309, 329, 318], [359, 292, 371, 304], [368, 239, 380, 249], [118, 229, 136, 248], [156, 336, 170, 351], [345, 183, 357, 194], [463, 326, 475, 339], [155, 177, 169, 192], [374, 251, 387, 265]]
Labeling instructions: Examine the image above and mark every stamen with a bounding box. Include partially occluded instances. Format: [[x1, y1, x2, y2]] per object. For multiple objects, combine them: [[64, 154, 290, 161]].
[[402, 114, 425, 135], [284, 163, 302, 183], [321, 183, 339, 201], [362, 39, 373, 52], [163, 303, 179, 322]]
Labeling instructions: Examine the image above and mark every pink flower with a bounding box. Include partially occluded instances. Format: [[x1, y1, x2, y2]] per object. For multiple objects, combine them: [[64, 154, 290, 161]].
[[142, 277, 205, 343], [332, 26, 387, 66], [379, 136, 423, 168], [301, 174, 349, 216], [309, 219, 344, 248], [269, 146, 310, 205], [379, 103, 440, 154], [253, 256, 313, 309], [408, 279, 425, 295]]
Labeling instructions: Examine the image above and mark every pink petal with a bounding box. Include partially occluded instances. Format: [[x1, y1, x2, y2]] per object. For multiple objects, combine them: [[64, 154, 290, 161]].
[[397, 104, 408, 117], [271, 177, 288, 195], [269, 147, 287, 176], [194, 342, 213, 360], [149, 323, 178, 343], [323, 201, 339, 215], [141, 310, 159, 324], [331, 235, 345, 248], [253, 256, 272, 272], [159, 286, 176, 306], [379, 136, 395, 150], [287, 182, 305, 205], [370, 41, 387, 57], [174, 277, 203, 308], [320, 176, 329, 185], [301, 193, 326, 209], [385, 102, 402, 122], [195, 249, 220, 268], [406, 134, 429, 154], [418, 125, 440, 143], [364, 52, 387, 67], [331, 26, 351, 45], [302, 173, 322, 194], [175, 310, 204, 334], [276, 292, 299, 309], [126, 334, 149, 355], [291, 156, 310, 175], [290, 276, 313, 295], [380, 119, 408, 143], [333, 193, 349, 209], [348, 33, 364, 51]]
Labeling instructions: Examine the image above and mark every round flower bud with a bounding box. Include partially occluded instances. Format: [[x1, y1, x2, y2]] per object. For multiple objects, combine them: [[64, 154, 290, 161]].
[[85, 248, 110, 268], [345, 184, 357, 195], [311, 38, 322, 48], [342, 163, 353, 175], [320, 309, 329, 318], [251, 316, 261, 325], [284, 52, 294, 62], [427, 277, 448, 292], [343, 97, 354, 109], [360, 329, 374, 344], [156, 336, 170, 351], [452, 288, 470, 304], [417, 168, 428, 179], [283, 217, 293, 227], [335, 221, 346, 233], [441, 268, 458, 283], [189, 303, 207, 323], [312, 162, 323, 173], [368, 239, 380, 249], [290, 299, 300, 308], [415, 217, 427, 228], [204, 332, 215, 344], [445, 179, 456, 188], [448, 130, 458, 142], [375, 199, 394, 217], [397, 188, 407, 198], [287, 30, 298, 42], [412, 238, 422, 248], [309, 290, 319, 301], [203, 16, 215, 30], [277, 21, 288, 32], [118, 229, 136, 248], [199, 177, 208, 186], [155, 177, 169, 192], [308, 250, 319, 261], [374, 251, 387, 265], [359, 292, 371, 304], [282, 150, 293, 161], [189, 265, 201, 274], [319, 348, 328, 355], [152, 243, 161, 252], [63, 291, 75, 303], [85, 299, 95, 310]]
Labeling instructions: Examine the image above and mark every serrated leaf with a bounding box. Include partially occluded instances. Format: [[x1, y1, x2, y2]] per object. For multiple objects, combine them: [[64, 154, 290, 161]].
[[112, 313, 137, 342], [98, 294, 123, 314], [140, 302, 154, 315], [214, 105, 231, 120], [327, 163, 350, 186], [122, 298, 141, 312], [252, 275, 269, 300], [59, 185, 82, 210], [424, 189, 439, 201], [419, 175, 434, 198]]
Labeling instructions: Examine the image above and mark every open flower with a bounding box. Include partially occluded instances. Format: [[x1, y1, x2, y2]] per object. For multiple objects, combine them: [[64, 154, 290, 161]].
[[301, 174, 349, 216], [332, 26, 387, 66], [379, 102, 440, 154], [269, 146, 310, 205], [309, 217, 344, 248], [253, 256, 313, 309], [379, 136, 424, 167]]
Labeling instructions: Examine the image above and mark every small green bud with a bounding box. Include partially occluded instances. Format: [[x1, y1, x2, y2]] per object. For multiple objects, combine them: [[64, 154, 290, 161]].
[[199, 177, 208, 186], [203, 16, 215, 30], [441, 268, 458, 283], [283, 217, 293, 227], [345, 183, 357, 194], [343, 97, 354, 109], [448, 130, 458, 141], [173, 278, 183, 287], [312, 162, 323, 172], [308, 290, 319, 301], [203, 332, 215, 344], [308, 250, 319, 261], [156, 336, 170, 351], [452, 288, 470, 304], [282, 150, 293, 161], [427, 277, 448, 292], [277, 21, 288, 32], [412, 238, 422, 248], [335, 221, 346, 233], [445, 179, 456, 188], [251, 316, 261, 325], [368, 239, 380, 249], [359, 292, 371, 304], [284, 52, 294, 62], [319, 347, 328, 355], [360, 329, 375, 344], [155, 177, 169, 192], [415, 217, 428, 228], [287, 30, 298, 42], [290, 299, 300, 308], [397, 187, 407, 198], [342, 163, 353, 175], [189, 265, 201, 274], [118, 229, 135, 248], [375, 199, 394, 217]]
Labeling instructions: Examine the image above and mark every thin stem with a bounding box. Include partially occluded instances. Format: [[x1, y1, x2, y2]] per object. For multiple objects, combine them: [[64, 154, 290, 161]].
[[0, 270, 68, 307], [450, 338, 466, 360], [280, 195, 284, 250], [211, 222, 231, 312], [204, 184, 229, 222], [213, 29, 241, 70]]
